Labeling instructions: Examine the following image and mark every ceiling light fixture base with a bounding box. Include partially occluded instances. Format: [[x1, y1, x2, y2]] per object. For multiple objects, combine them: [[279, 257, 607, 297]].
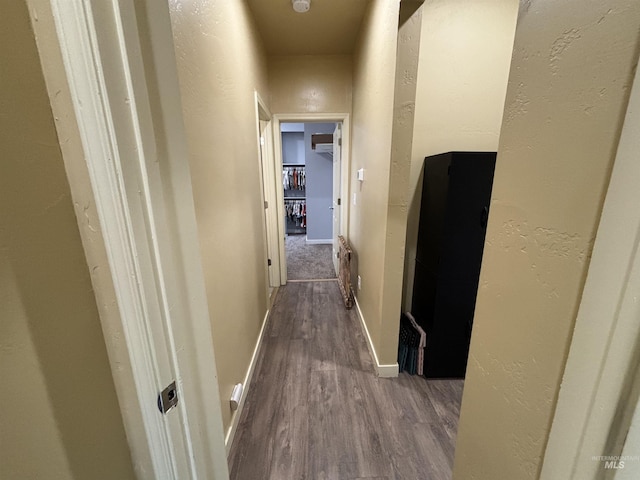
[[292, 0, 311, 13]]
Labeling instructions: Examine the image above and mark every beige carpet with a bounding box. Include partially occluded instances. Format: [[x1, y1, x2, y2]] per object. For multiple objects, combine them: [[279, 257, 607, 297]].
[[285, 235, 336, 280]]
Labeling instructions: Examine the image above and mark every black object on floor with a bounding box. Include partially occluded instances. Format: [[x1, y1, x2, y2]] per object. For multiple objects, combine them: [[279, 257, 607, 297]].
[[412, 151, 496, 378]]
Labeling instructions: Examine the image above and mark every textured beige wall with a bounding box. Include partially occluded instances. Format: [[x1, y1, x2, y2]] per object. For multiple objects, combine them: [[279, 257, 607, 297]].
[[539, 62, 640, 479], [378, 5, 423, 365], [0, 2, 135, 479], [453, 1, 640, 479], [402, 0, 519, 311], [268, 55, 353, 114], [169, 0, 270, 433], [350, 0, 402, 365]]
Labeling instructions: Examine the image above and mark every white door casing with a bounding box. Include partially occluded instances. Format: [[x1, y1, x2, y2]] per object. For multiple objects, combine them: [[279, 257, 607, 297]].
[[259, 127, 275, 292], [272, 114, 351, 284], [39, 0, 229, 478], [255, 92, 281, 293], [332, 123, 343, 275]]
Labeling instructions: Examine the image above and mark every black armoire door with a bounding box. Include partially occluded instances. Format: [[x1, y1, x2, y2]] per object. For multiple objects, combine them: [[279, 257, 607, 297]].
[[412, 152, 496, 378]]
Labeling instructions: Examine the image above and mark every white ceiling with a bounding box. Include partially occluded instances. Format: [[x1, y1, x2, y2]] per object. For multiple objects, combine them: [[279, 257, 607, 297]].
[[246, 0, 370, 56]]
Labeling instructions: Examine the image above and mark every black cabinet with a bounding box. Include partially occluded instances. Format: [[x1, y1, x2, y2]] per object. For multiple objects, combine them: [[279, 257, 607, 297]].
[[412, 152, 496, 378]]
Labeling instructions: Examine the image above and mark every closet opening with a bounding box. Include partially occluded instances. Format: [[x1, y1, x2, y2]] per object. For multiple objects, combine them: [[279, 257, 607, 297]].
[[280, 121, 342, 282]]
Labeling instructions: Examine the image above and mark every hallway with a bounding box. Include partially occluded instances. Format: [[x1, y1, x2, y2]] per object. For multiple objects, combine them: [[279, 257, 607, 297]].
[[228, 281, 463, 479]]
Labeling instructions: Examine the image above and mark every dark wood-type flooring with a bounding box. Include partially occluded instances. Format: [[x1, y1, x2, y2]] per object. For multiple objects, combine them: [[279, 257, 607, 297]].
[[228, 281, 464, 480]]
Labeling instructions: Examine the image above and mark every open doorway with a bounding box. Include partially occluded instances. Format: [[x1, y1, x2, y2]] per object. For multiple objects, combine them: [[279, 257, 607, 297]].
[[280, 121, 342, 282]]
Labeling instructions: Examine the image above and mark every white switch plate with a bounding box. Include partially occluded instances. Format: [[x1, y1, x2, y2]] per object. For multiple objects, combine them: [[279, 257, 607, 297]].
[[353, 193, 357, 205], [357, 275, 362, 290], [357, 168, 365, 181]]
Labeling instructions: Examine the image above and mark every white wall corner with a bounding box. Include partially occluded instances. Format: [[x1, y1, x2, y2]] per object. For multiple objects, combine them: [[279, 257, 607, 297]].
[[224, 308, 270, 455], [353, 295, 399, 378]]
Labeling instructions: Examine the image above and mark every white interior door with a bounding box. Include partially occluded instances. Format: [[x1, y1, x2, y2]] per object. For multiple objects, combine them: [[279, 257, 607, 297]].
[[255, 93, 281, 295], [259, 119, 277, 292], [332, 123, 342, 275], [260, 130, 274, 290], [47, 1, 228, 478]]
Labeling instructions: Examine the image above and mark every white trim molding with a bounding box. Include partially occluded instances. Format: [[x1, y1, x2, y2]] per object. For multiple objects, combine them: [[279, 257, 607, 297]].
[[272, 113, 351, 286], [225, 308, 271, 455], [47, 1, 179, 477], [354, 296, 399, 378], [254, 91, 281, 292], [305, 238, 333, 245], [41, 1, 229, 479]]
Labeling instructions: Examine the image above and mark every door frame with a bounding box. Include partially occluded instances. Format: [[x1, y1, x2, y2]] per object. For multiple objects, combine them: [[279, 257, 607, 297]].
[[254, 92, 281, 295], [34, 1, 228, 478], [540, 51, 640, 479], [272, 113, 351, 285], [332, 123, 343, 276]]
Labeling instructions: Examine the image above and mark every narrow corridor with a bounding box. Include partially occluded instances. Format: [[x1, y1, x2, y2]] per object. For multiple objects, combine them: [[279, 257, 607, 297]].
[[228, 281, 463, 479]]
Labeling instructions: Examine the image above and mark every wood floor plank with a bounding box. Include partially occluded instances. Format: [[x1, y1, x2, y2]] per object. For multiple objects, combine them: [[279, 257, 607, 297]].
[[338, 369, 392, 479], [312, 369, 346, 479], [308, 283, 338, 372], [267, 282, 296, 339], [424, 379, 465, 442], [291, 282, 315, 342], [228, 282, 464, 480], [269, 339, 309, 479], [349, 477, 389, 480]]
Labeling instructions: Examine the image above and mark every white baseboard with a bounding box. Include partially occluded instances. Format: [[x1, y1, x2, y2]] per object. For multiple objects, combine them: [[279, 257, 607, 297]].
[[225, 308, 270, 455], [305, 238, 332, 245], [377, 362, 400, 377], [353, 295, 399, 378]]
